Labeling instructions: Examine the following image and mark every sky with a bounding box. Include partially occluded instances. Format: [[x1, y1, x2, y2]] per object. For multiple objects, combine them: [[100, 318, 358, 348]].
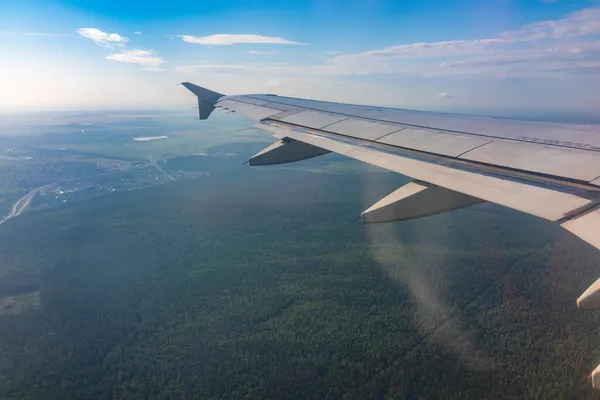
[[0, 0, 599, 115]]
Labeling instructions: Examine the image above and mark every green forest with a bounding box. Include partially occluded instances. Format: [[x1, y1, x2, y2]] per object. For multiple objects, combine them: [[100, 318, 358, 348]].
[[1, 167, 600, 399]]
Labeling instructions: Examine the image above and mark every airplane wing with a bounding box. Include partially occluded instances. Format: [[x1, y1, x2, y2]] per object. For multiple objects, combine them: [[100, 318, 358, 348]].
[[181, 82, 600, 314]]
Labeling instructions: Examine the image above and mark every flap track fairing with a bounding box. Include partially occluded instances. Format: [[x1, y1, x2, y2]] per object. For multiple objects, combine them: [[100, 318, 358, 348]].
[[248, 139, 330, 166], [361, 181, 484, 223]]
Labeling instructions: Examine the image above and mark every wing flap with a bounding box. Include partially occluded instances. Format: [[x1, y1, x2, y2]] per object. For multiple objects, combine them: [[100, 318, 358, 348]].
[[347, 146, 590, 221], [257, 120, 592, 222]]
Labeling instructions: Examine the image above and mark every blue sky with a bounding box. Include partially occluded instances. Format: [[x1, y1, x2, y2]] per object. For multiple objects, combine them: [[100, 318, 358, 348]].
[[1, 0, 599, 114]]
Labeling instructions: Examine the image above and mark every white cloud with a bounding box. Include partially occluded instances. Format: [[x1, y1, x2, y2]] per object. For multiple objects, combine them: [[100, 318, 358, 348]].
[[76, 28, 128, 47], [500, 7, 600, 41], [322, 7, 600, 78], [106, 49, 165, 68], [333, 39, 504, 64], [436, 92, 453, 99], [247, 50, 278, 55], [134, 31, 143, 35], [178, 34, 305, 45], [442, 41, 600, 67], [177, 7, 600, 80], [176, 63, 292, 76]]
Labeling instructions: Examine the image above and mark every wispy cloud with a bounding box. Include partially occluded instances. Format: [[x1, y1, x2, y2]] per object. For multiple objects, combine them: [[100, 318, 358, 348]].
[[441, 41, 600, 68], [134, 31, 143, 35], [247, 50, 278, 55], [499, 7, 600, 41], [309, 50, 346, 58], [178, 34, 305, 45], [77, 28, 128, 47], [106, 49, 165, 69], [178, 7, 600, 80]]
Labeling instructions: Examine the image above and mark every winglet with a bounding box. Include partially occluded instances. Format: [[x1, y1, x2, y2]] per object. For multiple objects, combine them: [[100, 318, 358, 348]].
[[181, 82, 224, 120]]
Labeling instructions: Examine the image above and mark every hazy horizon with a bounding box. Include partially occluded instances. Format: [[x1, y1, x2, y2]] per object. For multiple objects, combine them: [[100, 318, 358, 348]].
[[2, 106, 599, 126]]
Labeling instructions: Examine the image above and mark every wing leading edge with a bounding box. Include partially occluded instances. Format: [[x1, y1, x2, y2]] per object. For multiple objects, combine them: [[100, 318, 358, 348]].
[[182, 83, 600, 377]]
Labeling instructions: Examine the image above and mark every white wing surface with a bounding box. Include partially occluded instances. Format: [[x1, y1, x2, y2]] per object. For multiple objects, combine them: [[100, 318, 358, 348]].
[[182, 82, 600, 313]]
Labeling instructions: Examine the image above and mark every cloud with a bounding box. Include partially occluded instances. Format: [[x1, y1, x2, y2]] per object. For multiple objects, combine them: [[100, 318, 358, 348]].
[[309, 50, 347, 58], [442, 41, 600, 67], [500, 7, 600, 41], [315, 7, 600, 78], [106, 49, 165, 68], [176, 63, 293, 76], [76, 28, 128, 47], [333, 39, 504, 64], [436, 92, 453, 99], [247, 50, 278, 55], [310, 50, 346, 56], [134, 31, 143, 35], [177, 7, 600, 80], [178, 34, 305, 45]]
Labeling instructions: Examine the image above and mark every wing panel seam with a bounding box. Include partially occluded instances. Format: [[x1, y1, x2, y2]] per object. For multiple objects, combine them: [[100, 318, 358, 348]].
[[455, 140, 494, 158], [319, 117, 350, 130], [372, 127, 408, 141]]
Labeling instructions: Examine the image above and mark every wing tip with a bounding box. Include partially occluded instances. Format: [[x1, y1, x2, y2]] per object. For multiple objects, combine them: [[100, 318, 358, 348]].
[[181, 82, 224, 120], [181, 82, 223, 98]]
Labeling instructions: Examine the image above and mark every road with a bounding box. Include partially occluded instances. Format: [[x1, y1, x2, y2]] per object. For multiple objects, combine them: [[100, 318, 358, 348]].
[[149, 158, 176, 182], [0, 186, 44, 225]]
